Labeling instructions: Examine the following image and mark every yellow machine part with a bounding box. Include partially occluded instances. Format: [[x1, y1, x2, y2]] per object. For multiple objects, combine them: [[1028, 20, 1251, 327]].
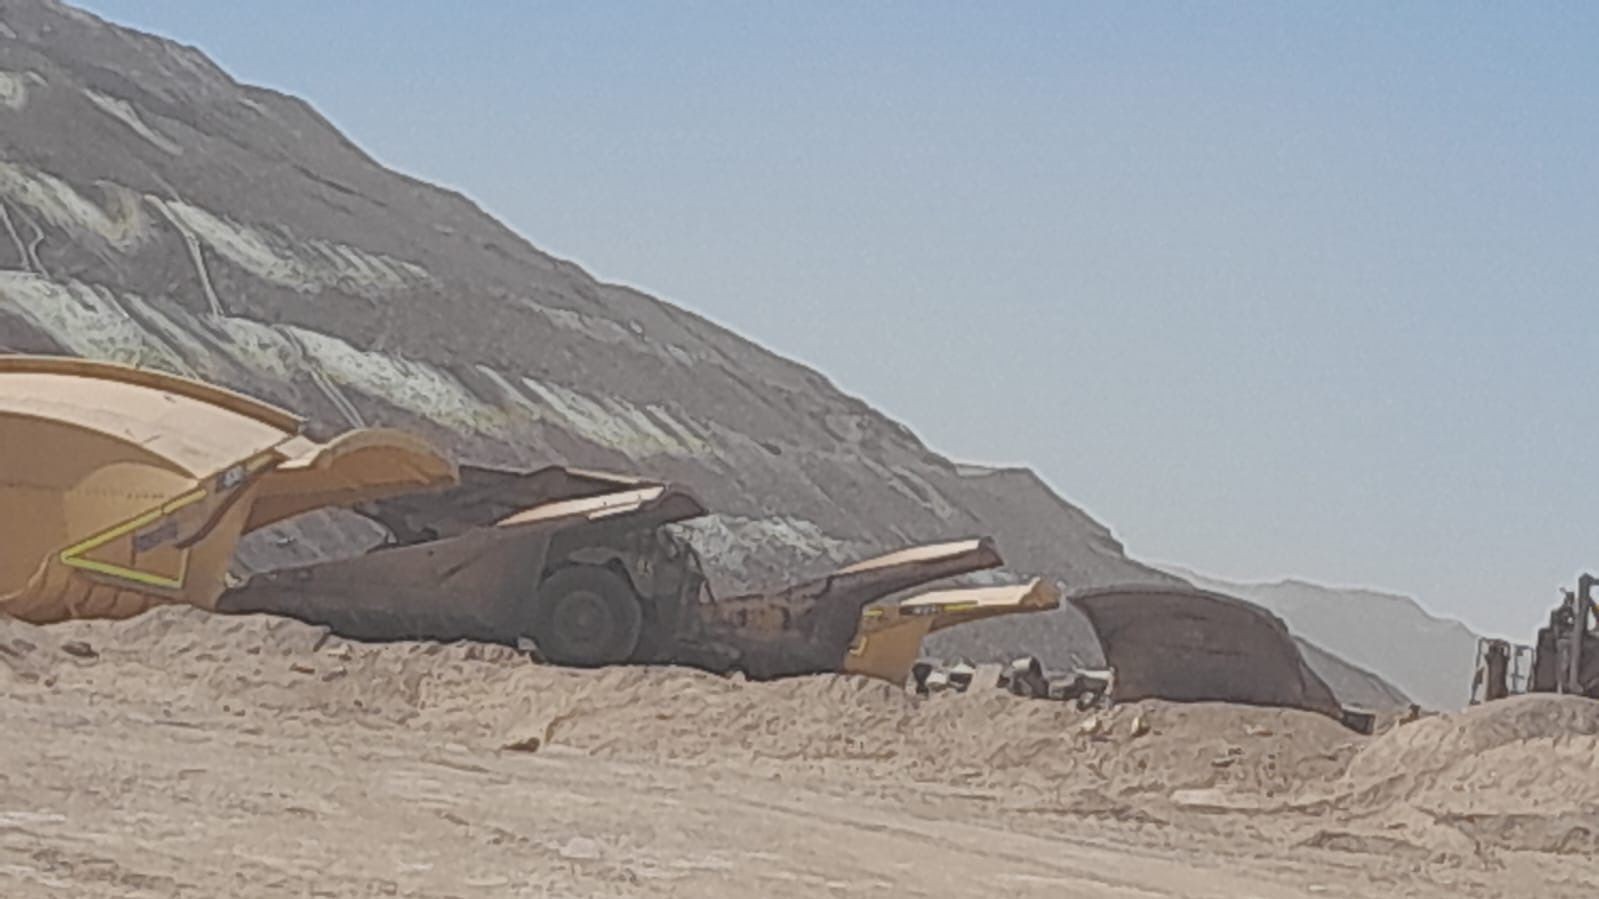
[[842, 578, 1061, 684], [0, 356, 455, 623]]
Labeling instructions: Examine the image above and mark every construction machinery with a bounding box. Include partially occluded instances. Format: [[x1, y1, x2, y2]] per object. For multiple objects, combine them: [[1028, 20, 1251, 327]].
[[0, 356, 455, 623], [1469, 638, 1532, 704], [219, 462, 1013, 679], [5, 355, 1050, 682], [1472, 573, 1599, 703], [841, 578, 1060, 684]]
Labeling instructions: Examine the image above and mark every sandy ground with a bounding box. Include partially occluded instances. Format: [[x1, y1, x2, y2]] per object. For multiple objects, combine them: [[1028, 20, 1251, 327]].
[[2, 608, 1597, 898]]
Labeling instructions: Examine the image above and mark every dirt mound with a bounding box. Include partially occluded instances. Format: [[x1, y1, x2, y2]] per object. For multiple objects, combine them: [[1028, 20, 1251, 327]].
[[0, 612, 85, 685], [25, 607, 1361, 809], [1345, 694, 1599, 783], [22, 606, 1599, 861], [8, 606, 1570, 899], [491, 672, 1362, 805], [56, 604, 338, 658], [1301, 695, 1599, 856]]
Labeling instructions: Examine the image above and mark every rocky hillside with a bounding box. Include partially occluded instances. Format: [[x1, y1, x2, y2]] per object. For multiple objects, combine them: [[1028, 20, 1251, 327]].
[[0, 1, 1408, 710], [1160, 565, 1481, 710], [0, 0, 1163, 639]]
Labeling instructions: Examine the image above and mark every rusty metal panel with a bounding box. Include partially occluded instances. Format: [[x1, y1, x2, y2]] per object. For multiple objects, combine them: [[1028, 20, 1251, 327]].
[[1069, 585, 1343, 719]]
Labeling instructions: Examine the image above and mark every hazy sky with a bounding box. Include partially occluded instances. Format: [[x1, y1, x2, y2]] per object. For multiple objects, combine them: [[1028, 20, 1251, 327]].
[[78, 1, 1597, 638]]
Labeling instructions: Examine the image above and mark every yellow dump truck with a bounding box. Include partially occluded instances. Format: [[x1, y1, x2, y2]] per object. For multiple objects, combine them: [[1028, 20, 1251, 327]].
[[0, 356, 453, 623], [3, 356, 1057, 683], [843, 578, 1061, 683], [218, 463, 1012, 680]]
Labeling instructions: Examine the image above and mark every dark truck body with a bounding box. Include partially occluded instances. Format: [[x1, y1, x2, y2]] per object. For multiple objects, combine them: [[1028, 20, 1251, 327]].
[[220, 464, 1004, 680]]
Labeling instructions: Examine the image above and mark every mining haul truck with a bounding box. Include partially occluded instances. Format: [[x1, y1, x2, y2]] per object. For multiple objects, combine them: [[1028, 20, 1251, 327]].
[[2, 355, 1051, 683]]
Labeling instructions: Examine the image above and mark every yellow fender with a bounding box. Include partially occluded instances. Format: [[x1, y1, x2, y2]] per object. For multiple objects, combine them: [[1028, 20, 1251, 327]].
[[843, 578, 1061, 684], [0, 356, 455, 623]]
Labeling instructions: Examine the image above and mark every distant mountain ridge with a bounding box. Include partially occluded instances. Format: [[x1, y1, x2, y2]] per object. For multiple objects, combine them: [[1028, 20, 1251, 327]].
[[1158, 564, 1482, 710]]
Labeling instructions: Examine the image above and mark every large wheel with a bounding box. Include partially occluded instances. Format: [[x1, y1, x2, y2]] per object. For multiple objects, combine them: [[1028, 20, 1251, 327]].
[[529, 565, 644, 667]]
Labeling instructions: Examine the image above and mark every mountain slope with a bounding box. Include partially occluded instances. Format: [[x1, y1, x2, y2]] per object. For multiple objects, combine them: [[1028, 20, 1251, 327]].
[[0, 2, 1411, 712], [1160, 565, 1481, 710], [0, 0, 1171, 663]]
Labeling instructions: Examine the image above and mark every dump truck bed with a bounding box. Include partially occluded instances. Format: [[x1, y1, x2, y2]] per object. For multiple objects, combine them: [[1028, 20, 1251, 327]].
[[224, 466, 1010, 680], [843, 578, 1061, 684], [220, 472, 711, 646], [0, 356, 453, 624]]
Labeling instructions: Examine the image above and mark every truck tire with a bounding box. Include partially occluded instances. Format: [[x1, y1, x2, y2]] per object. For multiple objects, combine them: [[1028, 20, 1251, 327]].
[[530, 565, 644, 667]]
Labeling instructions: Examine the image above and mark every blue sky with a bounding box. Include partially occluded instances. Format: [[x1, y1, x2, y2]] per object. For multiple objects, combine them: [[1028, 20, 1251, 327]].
[[78, 1, 1598, 638]]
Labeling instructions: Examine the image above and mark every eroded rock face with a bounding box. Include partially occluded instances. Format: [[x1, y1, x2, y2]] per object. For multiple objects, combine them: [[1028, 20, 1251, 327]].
[[0, 0, 1173, 667]]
